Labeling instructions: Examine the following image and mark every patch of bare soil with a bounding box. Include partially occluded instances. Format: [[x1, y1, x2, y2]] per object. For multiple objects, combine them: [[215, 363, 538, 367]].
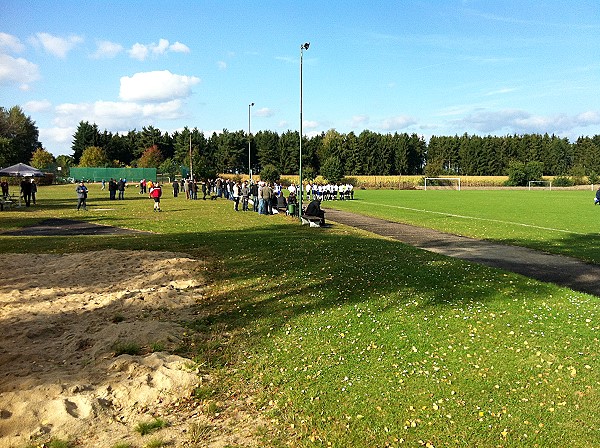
[[0, 250, 265, 448]]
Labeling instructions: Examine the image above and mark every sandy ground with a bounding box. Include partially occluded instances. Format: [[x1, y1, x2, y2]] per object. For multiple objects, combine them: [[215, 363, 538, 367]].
[[0, 250, 262, 448]]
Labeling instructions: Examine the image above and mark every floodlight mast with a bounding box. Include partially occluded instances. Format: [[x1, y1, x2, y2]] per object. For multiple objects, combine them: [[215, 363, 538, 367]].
[[299, 42, 309, 221], [248, 102, 254, 181]]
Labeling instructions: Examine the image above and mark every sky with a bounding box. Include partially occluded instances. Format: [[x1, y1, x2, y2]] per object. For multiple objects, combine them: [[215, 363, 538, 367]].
[[1, 0, 600, 157]]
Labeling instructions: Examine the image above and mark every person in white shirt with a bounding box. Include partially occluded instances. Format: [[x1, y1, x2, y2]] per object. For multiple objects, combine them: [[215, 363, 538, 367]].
[[232, 182, 240, 211]]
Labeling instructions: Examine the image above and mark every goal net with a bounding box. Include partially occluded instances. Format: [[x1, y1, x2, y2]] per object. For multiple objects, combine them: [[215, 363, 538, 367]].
[[424, 177, 461, 190], [528, 180, 552, 190]]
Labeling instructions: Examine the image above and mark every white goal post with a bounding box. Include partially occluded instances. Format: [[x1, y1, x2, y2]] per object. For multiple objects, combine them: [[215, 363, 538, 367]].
[[424, 177, 461, 190], [528, 180, 552, 190]]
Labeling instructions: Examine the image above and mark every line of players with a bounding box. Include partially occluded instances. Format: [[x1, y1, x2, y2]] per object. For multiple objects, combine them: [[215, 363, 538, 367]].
[[285, 182, 354, 201]]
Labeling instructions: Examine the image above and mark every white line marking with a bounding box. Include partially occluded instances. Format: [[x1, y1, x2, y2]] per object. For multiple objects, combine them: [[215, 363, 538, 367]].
[[358, 201, 586, 236]]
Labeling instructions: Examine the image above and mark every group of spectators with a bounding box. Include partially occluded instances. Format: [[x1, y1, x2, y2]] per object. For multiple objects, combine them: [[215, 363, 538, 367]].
[[13, 179, 37, 207], [81, 177, 353, 219], [177, 178, 354, 220], [100, 178, 127, 200]]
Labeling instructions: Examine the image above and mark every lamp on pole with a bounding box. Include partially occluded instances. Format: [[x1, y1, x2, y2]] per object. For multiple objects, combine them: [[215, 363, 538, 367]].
[[299, 42, 309, 220], [248, 102, 254, 181]]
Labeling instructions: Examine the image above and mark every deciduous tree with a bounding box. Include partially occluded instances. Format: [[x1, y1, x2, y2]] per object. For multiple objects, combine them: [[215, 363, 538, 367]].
[[30, 148, 55, 171], [79, 146, 109, 167]]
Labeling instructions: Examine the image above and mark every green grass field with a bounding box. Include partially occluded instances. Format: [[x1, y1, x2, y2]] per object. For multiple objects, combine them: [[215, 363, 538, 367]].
[[327, 188, 600, 264], [1, 184, 599, 447]]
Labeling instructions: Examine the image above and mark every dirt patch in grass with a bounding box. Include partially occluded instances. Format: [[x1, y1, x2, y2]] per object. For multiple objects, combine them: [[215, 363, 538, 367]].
[[1, 218, 151, 236], [0, 249, 266, 447]]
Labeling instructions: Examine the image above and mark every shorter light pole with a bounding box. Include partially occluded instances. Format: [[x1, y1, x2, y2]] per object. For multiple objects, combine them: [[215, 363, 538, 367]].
[[248, 102, 254, 181], [189, 134, 193, 180]]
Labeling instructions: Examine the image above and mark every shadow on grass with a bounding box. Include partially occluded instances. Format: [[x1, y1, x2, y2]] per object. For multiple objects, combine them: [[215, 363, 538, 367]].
[[0, 220, 566, 394]]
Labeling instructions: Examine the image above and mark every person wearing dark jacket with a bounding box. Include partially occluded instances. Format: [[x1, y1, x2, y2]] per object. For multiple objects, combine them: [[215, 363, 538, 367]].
[[108, 178, 117, 200], [117, 178, 125, 200], [250, 182, 259, 212], [276, 192, 287, 213], [305, 199, 325, 225], [20, 179, 32, 207]]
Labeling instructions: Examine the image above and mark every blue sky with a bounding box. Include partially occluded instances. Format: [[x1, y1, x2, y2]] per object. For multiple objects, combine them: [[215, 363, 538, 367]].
[[1, 0, 599, 157]]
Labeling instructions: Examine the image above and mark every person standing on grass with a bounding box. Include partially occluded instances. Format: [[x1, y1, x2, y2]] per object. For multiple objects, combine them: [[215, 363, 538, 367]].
[[184, 179, 190, 199], [192, 180, 198, 200], [202, 180, 207, 200], [232, 181, 241, 211], [20, 178, 32, 207], [30, 179, 37, 205], [241, 181, 250, 211], [595, 186, 600, 205], [172, 179, 179, 197], [250, 181, 259, 212], [117, 178, 125, 200], [76, 181, 88, 211], [149, 182, 162, 212]]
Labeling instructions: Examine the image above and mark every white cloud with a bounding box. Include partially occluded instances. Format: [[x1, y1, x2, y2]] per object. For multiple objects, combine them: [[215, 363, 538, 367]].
[[379, 115, 417, 131], [153, 38, 170, 55], [91, 40, 123, 59], [351, 115, 369, 127], [24, 99, 52, 112], [217, 60, 227, 70], [119, 70, 200, 102], [0, 32, 25, 53], [255, 107, 274, 118], [456, 108, 600, 134], [170, 41, 190, 53], [31, 32, 83, 58], [39, 126, 76, 155], [53, 99, 188, 132], [0, 54, 40, 90], [128, 38, 191, 61], [128, 43, 149, 61], [484, 87, 518, 96], [303, 120, 319, 129]]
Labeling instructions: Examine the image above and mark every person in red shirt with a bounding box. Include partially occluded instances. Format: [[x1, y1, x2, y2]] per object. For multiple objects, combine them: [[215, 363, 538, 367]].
[[149, 182, 162, 212]]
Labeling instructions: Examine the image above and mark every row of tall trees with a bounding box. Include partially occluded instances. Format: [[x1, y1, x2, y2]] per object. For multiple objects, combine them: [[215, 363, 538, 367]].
[[4, 106, 600, 181], [70, 121, 600, 180]]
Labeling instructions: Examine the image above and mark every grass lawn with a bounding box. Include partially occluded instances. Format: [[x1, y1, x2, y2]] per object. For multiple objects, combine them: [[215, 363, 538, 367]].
[[326, 188, 600, 264], [1, 184, 599, 447]]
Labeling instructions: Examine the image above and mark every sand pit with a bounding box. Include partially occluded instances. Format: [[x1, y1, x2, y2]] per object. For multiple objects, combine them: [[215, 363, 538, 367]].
[[0, 249, 262, 447]]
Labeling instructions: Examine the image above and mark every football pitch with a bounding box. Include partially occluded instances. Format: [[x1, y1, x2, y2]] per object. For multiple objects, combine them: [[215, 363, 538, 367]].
[[327, 189, 600, 264]]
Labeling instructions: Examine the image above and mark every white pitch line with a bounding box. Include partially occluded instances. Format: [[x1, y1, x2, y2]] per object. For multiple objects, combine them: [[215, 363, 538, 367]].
[[359, 201, 586, 236]]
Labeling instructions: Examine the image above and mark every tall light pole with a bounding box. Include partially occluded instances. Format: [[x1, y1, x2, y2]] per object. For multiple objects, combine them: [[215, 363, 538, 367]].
[[248, 102, 254, 181], [299, 42, 309, 220]]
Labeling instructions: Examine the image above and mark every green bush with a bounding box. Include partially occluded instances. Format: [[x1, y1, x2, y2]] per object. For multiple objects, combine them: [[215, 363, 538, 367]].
[[505, 160, 544, 186], [552, 176, 574, 187], [259, 164, 280, 184], [320, 156, 345, 183]]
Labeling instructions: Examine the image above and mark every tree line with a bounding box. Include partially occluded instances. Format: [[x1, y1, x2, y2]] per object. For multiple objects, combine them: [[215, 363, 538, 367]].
[[4, 105, 600, 182], [68, 122, 600, 181]]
